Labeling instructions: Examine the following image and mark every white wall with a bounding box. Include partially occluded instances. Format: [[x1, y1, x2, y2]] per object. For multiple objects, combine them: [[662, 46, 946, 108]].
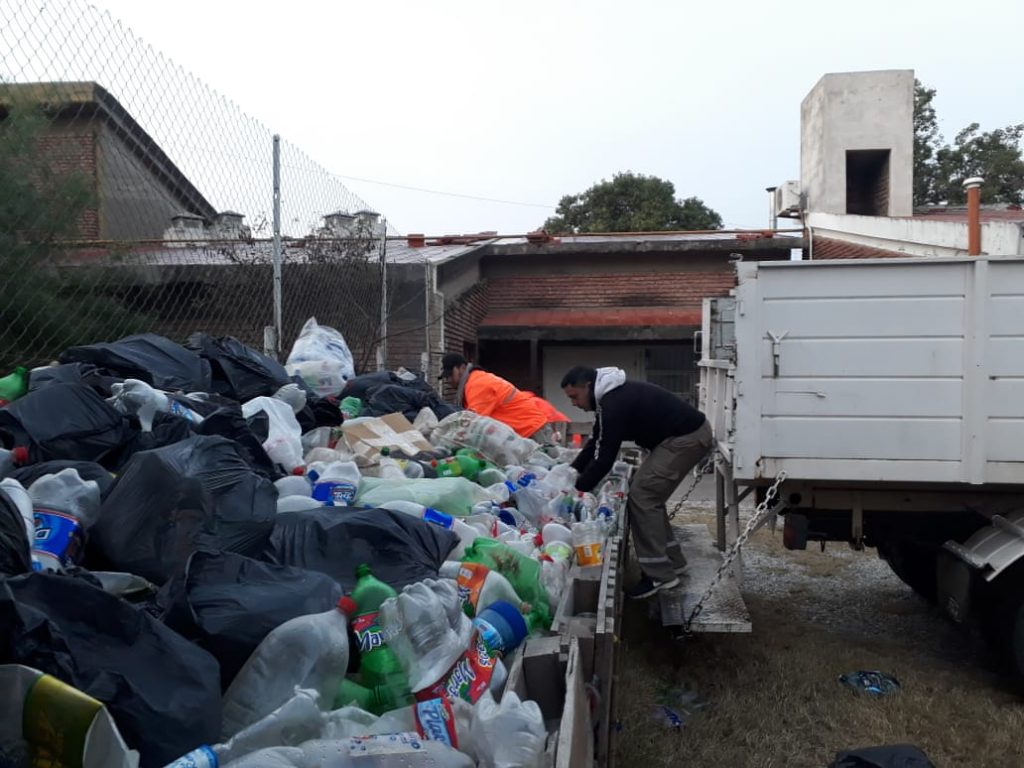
[[808, 212, 1024, 257], [801, 70, 914, 217], [542, 345, 644, 427]]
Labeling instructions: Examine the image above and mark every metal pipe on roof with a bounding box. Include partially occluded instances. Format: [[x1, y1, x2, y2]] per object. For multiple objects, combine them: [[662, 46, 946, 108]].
[[964, 177, 984, 256]]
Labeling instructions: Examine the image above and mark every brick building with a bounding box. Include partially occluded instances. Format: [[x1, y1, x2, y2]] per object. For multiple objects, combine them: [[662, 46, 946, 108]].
[[380, 232, 801, 430], [0, 81, 217, 240]]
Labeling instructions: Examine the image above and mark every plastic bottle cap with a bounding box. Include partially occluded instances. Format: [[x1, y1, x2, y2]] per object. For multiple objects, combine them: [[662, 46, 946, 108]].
[[338, 595, 357, 615], [380, 447, 390, 456], [291, 466, 306, 476], [12, 447, 28, 465], [355, 563, 372, 579]]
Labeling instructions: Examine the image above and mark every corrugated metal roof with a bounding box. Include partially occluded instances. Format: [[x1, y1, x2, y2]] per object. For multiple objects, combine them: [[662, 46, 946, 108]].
[[491, 232, 749, 246]]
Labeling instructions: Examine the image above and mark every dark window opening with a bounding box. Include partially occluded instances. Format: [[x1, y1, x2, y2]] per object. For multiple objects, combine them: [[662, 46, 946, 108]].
[[846, 149, 891, 216], [644, 344, 697, 404]]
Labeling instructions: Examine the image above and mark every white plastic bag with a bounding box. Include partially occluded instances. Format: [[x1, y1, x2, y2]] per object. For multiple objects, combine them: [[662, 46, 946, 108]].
[[286, 318, 355, 396], [242, 396, 304, 472]]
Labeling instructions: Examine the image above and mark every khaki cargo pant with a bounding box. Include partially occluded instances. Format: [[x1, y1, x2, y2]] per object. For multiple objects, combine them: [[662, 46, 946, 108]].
[[627, 420, 713, 583]]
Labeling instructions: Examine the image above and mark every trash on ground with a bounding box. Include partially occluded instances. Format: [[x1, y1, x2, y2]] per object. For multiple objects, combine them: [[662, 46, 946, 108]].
[[838, 670, 902, 696]]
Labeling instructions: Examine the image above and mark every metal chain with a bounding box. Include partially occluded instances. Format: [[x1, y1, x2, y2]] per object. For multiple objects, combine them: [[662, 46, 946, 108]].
[[683, 470, 787, 634], [667, 452, 717, 521]]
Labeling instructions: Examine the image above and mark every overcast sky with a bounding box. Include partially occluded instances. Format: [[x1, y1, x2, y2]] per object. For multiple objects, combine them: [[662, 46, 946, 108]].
[[79, 0, 1024, 235]]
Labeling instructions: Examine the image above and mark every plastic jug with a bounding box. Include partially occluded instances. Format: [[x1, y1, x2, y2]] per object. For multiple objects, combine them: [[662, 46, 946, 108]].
[[309, 461, 361, 507], [275, 475, 312, 498], [542, 522, 573, 546], [438, 561, 527, 618], [27, 468, 101, 571], [221, 599, 351, 738]]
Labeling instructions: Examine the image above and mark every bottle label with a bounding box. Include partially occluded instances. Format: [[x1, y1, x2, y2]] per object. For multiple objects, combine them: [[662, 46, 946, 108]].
[[346, 733, 425, 754], [312, 481, 357, 506], [352, 610, 385, 653], [415, 629, 497, 704], [472, 617, 505, 654], [164, 745, 218, 768], [168, 400, 200, 423], [454, 562, 489, 617], [32, 509, 83, 569], [414, 697, 459, 749], [575, 541, 603, 567]]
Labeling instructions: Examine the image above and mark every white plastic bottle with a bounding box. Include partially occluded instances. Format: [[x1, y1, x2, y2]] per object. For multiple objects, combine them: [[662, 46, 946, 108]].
[[470, 690, 546, 768], [308, 461, 362, 507], [378, 579, 472, 694], [438, 561, 527, 617], [27, 468, 101, 571], [541, 522, 572, 546], [221, 599, 351, 739]]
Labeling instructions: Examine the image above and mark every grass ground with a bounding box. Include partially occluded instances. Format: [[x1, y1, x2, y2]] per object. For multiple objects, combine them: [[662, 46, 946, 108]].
[[613, 507, 1024, 767]]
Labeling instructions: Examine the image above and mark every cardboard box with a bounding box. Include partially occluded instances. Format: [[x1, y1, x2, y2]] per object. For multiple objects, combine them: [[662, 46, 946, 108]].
[[342, 413, 434, 462]]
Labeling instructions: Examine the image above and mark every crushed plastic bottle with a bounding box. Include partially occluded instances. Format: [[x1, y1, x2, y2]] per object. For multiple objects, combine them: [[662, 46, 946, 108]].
[[27, 468, 101, 571], [470, 690, 546, 768], [221, 599, 351, 738], [378, 579, 472, 694]]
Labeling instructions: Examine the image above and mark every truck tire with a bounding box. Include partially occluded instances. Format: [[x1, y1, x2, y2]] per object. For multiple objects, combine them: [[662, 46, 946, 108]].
[[982, 561, 1024, 686], [877, 540, 938, 603]]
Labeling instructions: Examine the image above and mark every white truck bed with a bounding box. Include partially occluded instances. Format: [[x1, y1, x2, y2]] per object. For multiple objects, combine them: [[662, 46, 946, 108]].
[[702, 256, 1024, 486]]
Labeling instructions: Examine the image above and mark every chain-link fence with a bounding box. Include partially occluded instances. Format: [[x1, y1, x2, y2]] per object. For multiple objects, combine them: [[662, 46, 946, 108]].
[[0, 0, 401, 373]]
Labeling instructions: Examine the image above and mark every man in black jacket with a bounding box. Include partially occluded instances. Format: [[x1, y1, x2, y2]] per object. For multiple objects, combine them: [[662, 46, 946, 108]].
[[562, 365, 712, 599]]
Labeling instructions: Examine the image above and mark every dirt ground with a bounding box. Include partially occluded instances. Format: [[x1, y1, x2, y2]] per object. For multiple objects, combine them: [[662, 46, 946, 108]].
[[613, 497, 1024, 767]]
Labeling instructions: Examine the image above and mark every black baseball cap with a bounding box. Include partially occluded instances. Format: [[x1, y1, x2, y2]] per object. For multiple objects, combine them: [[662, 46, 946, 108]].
[[439, 352, 467, 379]]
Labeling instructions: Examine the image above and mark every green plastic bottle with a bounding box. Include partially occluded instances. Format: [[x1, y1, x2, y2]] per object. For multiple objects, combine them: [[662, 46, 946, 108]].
[[337, 564, 411, 714], [0, 366, 28, 406], [340, 396, 363, 419], [462, 539, 552, 630], [433, 454, 486, 481]]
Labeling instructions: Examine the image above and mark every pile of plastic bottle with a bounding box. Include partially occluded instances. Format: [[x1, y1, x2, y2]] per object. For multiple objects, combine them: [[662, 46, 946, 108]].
[[154, 412, 630, 767], [0, 326, 632, 768]]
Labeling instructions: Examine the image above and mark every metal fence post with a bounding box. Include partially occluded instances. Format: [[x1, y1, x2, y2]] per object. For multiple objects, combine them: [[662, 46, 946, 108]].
[[271, 134, 283, 358], [378, 220, 388, 370]]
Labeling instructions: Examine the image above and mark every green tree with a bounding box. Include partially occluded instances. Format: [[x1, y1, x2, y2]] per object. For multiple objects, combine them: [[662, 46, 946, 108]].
[[933, 123, 1024, 205], [913, 79, 942, 206], [542, 172, 722, 233], [913, 81, 1024, 206], [0, 98, 152, 368]]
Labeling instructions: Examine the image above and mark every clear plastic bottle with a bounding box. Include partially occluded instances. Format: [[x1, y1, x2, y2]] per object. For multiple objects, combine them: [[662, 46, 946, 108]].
[[378, 579, 472, 695], [107, 378, 204, 431], [27, 468, 101, 571], [572, 519, 604, 567], [470, 690, 546, 768], [221, 600, 351, 739]]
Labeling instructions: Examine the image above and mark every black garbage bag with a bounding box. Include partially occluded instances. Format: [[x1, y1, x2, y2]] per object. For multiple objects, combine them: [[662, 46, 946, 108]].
[[88, 435, 277, 585], [0, 572, 221, 767], [262, 507, 458, 592], [0, 486, 31, 576], [195, 405, 281, 480], [830, 745, 936, 768], [295, 395, 343, 433], [106, 411, 195, 472], [343, 371, 397, 400], [8, 460, 117, 499], [156, 550, 344, 689], [186, 333, 291, 402], [27, 362, 124, 396], [0, 383, 133, 464], [365, 384, 458, 422], [60, 333, 212, 393]]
